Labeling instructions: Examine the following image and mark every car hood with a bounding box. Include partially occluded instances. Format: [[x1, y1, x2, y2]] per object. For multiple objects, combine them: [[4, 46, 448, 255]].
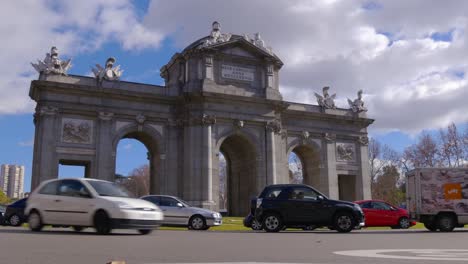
[[186, 206, 218, 216], [98, 196, 159, 210]]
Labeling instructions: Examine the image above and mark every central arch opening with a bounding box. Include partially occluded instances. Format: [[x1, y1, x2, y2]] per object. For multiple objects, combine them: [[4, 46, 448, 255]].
[[218, 134, 257, 216], [289, 145, 321, 188], [114, 130, 160, 196]]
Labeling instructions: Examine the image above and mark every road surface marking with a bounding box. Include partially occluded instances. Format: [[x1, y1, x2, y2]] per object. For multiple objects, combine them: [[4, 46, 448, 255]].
[[334, 249, 468, 261]]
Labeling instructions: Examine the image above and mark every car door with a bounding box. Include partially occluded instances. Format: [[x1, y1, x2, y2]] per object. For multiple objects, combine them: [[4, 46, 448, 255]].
[[358, 201, 375, 226], [286, 187, 325, 224], [371, 201, 394, 226], [54, 180, 94, 226], [159, 196, 188, 225], [34, 180, 62, 224]]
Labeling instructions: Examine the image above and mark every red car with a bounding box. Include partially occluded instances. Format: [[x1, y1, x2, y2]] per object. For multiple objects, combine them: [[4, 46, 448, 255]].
[[354, 200, 416, 229]]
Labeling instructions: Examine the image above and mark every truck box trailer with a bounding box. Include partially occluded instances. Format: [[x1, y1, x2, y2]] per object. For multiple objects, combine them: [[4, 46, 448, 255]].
[[406, 168, 468, 232]]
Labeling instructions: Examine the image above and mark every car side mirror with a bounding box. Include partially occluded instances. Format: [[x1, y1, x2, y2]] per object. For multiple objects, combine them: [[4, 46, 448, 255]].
[[317, 195, 324, 201], [177, 203, 184, 208]]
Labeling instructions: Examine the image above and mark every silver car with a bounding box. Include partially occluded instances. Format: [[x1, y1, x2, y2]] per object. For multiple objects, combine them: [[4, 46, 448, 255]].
[[141, 195, 222, 230]]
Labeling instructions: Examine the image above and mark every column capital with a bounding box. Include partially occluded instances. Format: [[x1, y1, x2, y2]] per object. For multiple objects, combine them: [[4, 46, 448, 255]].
[[323, 132, 336, 143]]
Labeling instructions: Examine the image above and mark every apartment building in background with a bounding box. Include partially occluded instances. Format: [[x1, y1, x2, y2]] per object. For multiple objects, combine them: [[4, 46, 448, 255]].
[[0, 164, 25, 198]]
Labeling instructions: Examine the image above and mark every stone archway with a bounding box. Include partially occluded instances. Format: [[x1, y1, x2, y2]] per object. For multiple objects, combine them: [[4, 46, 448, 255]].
[[218, 134, 258, 216], [289, 144, 321, 189], [112, 125, 162, 194]]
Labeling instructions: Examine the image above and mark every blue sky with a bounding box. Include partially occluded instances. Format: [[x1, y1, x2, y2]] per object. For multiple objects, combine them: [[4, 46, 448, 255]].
[[1, 1, 467, 192]]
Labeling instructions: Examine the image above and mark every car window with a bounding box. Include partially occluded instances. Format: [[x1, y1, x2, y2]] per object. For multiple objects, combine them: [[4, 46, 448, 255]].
[[57, 180, 91, 198], [359, 202, 372, 209], [159, 197, 179, 207], [143, 196, 160, 206], [289, 187, 320, 201], [87, 180, 131, 198], [372, 202, 392, 210], [39, 181, 59, 195], [262, 188, 284, 199]]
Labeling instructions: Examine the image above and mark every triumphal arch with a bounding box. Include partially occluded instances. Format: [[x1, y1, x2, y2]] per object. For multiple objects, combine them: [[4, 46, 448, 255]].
[[30, 22, 373, 216]]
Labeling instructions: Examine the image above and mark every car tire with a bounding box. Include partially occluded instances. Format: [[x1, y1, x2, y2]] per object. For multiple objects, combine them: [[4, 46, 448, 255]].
[[94, 210, 112, 235], [303, 225, 317, 231], [437, 214, 456, 232], [424, 221, 437, 232], [138, 229, 152, 235], [262, 213, 283, 233], [72, 226, 84, 232], [398, 217, 411, 229], [189, 215, 206, 231], [251, 219, 263, 231], [9, 214, 22, 227], [28, 210, 43, 232], [334, 212, 354, 233]]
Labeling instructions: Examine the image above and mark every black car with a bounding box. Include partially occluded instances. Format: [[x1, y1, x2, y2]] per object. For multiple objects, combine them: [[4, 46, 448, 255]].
[[4, 198, 28, 226], [254, 184, 365, 233]]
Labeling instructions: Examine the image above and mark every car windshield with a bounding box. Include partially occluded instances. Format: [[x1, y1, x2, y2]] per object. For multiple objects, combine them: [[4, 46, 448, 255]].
[[87, 181, 132, 198], [176, 198, 191, 207]]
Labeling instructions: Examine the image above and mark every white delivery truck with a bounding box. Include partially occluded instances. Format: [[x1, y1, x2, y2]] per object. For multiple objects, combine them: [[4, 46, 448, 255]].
[[406, 168, 468, 232]]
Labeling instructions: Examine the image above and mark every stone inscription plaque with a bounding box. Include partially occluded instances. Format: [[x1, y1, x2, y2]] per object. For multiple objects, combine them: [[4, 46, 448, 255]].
[[221, 64, 255, 82]]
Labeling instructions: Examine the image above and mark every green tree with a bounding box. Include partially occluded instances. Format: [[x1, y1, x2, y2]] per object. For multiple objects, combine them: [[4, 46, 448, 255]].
[[372, 165, 405, 206], [0, 190, 10, 205]]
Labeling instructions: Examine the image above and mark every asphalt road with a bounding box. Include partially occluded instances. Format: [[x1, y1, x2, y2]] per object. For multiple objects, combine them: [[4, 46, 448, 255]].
[[1, 226, 468, 264]]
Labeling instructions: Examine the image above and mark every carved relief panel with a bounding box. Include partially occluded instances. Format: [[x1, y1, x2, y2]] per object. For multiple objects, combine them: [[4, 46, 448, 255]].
[[61, 118, 94, 144], [336, 142, 356, 162]]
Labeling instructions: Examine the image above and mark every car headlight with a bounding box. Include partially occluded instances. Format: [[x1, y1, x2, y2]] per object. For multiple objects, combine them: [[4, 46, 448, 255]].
[[116, 201, 133, 209], [212, 213, 221, 218]]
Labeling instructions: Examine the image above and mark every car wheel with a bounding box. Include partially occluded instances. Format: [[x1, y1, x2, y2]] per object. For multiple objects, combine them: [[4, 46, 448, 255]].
[[9, 214, 22, 227], [251, 219, 263, 231], [334, 212, 354, 233], [72, 226, 84, 232], [28, 210, 43, 232], [398, 217, 411, 229], [262, 213, 283, 233], [94, 210, 112, 235], [138, 229, 152, 235], [424, 221, 437, 231], [303, 225, 317, 231], [189, 215, 206, 231], [437, 214, 455, 232]]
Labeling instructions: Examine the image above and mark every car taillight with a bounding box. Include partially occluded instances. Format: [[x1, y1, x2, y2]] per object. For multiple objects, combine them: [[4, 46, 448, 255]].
[[256, 198, 263, 208]]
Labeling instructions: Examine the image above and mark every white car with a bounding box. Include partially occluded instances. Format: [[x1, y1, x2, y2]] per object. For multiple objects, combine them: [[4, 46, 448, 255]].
[[25, 178, 163, 235], [141, 195, 222, 230]]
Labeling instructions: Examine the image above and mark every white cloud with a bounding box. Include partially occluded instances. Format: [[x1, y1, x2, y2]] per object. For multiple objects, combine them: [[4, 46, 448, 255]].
[[1, 0, 467, 135], [18, 139, 34, 147], [0, 0, 163, 115], [123, 144, 132, 150], [143, 0, 468, 134]]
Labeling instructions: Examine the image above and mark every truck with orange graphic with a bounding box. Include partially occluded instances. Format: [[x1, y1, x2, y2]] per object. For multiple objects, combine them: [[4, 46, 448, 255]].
[[406, 168, 468, 232]]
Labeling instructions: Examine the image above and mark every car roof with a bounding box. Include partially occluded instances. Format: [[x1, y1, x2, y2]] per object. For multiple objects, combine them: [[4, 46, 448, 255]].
[[354, 199, 391, 204], [264, 184, 312, 188], [141, 194, 178, 199]]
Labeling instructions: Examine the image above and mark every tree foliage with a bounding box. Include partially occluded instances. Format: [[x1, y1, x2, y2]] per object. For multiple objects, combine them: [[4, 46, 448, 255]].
[[0, 189, 10, 205], [402, 123, 468, 170], [115, 165, 150, 197], [371, 165, 405, 205]]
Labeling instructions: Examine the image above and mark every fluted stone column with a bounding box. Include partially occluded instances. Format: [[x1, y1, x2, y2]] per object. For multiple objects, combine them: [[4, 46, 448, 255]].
[[323, 133, 339, 199], [96, 112, 114, 181], [358, 136, 371, 200], [31, 106, 59, 190], [202, 114, 216, 204], [266, 120, 281, 185]]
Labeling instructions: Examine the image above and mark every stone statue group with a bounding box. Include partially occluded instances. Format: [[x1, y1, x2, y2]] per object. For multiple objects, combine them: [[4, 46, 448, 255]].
[[31, 46, 367, 113], [31, 46, 122, 85], [314, 86, 367, 113]]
